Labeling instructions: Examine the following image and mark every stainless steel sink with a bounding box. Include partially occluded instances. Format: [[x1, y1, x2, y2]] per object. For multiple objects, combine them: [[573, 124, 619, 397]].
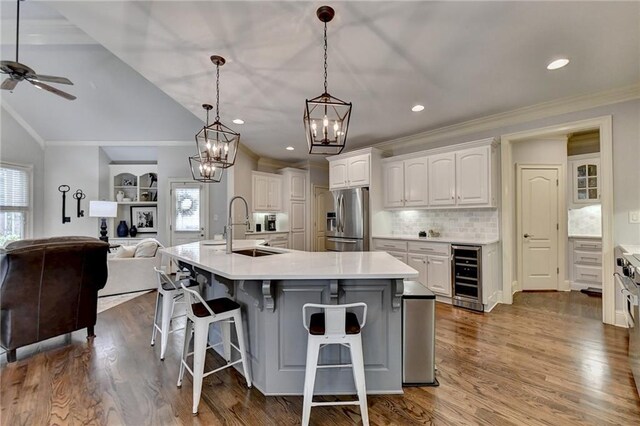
[[233, 248, 281, 257]]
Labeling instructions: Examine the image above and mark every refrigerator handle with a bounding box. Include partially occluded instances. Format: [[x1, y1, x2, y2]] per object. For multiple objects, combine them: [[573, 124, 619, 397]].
[[336, 195, 342, 233], [340, 194, 345, 233]]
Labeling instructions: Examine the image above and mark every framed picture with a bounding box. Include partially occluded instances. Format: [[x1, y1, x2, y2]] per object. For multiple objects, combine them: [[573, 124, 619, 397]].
[[130, 206, 157, 233]]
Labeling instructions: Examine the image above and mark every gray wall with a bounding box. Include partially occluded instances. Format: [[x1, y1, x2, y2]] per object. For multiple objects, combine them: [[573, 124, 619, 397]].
[[391, 99, 640, 246], [0, 108, 45, 238]]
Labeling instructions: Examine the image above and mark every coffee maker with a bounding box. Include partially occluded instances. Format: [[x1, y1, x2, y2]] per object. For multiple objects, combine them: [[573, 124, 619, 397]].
[[264, 214, 277, 231]]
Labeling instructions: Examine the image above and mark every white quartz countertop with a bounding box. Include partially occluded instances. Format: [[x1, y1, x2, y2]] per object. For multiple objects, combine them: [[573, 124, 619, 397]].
[[160, 240, 419, 280], [373, 234, 500, 245]]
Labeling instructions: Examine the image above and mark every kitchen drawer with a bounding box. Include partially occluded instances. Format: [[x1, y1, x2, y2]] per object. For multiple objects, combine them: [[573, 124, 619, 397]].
[[268, 233, 289, 242], [373, 239, 408, 252], [386, 251, 407, 264], [574, 264, 602, 283], [573, 239, 602, 251], [574, 249, 602, 265], [408, 241, 450, 256]]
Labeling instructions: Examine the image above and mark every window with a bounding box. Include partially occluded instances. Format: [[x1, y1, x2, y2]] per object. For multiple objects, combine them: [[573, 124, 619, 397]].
[[0, 163, 32, 246]]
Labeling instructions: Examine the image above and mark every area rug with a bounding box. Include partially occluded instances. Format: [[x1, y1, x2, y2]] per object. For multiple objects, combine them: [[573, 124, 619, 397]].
[[97, 291, 151, 313]]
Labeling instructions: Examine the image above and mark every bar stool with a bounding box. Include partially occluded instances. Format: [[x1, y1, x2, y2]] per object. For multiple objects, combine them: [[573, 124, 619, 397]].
[[301, 302, 369, 426], [177, 282, 252, 416], [150, 266, 194, 360]]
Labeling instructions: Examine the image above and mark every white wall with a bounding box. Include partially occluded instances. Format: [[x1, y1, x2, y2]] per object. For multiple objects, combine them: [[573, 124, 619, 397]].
[[0, 108, 45, 238], [391, 99, 640, 246], [43, 145, 100, 237], [98, 147, 111, 200]]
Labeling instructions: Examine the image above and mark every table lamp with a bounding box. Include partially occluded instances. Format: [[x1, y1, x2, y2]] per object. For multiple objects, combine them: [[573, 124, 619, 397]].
[[89, 201, 118, 243]]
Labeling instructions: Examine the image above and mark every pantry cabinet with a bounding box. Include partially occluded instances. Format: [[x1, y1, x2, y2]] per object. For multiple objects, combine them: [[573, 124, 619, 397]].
[[252, 172, 282, 212]]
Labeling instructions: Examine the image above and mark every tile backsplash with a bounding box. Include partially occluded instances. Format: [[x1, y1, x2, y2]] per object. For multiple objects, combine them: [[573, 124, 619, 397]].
[[568, 204, 601, 237], [391, 209, 499, 240]]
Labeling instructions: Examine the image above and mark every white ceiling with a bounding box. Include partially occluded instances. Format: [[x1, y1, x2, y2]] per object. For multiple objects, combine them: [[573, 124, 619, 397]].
[[2, 1, 639, 161]]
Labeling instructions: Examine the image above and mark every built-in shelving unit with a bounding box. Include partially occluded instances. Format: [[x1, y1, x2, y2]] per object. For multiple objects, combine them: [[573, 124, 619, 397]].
[[109, 164, 159, 239]]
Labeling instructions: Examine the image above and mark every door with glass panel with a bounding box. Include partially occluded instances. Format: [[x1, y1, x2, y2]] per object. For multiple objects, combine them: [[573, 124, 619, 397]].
[[169, 181, 209, 246]]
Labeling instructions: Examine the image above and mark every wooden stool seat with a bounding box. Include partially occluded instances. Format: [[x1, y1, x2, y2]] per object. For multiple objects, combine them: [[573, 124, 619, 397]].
[[309, 312, 361, 335]]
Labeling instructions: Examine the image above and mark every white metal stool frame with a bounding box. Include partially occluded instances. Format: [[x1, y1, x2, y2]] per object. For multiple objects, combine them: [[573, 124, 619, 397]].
[[177, 282, 252, 416], [150, 266, 192, 360], [301, 302, 369, 426]]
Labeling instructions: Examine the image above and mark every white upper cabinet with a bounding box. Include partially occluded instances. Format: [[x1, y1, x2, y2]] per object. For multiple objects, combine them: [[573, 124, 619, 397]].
[[382, 157, 428, 208], [329, 159, 348, 189], [456, 146, 490, 206], [329, 152, 371, 190], [404, 157, 429, 207], [290, 172, 306, 201], [428, 152, 456, 206], [252, 172, 282, 212], [347, 154, 370, 187], [383, 160, 405, 208], [570, 156, 600, 204], [383, 138, 496, 210]]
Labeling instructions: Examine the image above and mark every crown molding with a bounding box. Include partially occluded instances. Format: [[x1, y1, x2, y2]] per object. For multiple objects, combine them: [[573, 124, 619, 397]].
[[1, 101, 45, 149], [258, 156, 289, 170], [45, 140, 193, 147], [374, 83, 640, 152]]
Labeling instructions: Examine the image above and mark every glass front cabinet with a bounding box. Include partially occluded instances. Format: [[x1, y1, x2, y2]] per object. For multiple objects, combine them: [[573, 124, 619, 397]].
[[570, 156, 600, 204]]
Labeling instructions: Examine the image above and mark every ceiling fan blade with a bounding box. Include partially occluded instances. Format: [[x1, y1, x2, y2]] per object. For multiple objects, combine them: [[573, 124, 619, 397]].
[[1, 78, 19, 91], [28, 74, 73, 85], [27, 79, 76, 100]]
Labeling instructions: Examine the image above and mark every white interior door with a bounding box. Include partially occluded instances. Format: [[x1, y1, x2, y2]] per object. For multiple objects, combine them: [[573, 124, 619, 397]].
[[519, 167, 559, 290], [313, 186, 330, 251], [169, 181, 209, 246]]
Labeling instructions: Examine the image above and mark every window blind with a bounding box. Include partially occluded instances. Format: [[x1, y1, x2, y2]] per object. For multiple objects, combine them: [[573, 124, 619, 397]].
[[0, 166, 30, 208]]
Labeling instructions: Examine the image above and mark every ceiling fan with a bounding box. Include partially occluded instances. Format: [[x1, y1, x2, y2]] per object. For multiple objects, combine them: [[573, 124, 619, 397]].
[[1, 0, 76, 100]]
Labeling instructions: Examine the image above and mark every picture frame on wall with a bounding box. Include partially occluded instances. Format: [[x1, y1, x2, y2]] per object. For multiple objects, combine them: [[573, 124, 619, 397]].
[[130, 206, 157, 233]]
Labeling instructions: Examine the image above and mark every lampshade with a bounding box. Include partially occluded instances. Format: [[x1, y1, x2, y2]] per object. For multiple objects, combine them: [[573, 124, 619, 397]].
[[89, 201, 117, 218]]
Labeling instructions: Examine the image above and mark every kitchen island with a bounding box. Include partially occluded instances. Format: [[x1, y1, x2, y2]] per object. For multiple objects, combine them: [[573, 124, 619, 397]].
[[160, 241, 418, 396]]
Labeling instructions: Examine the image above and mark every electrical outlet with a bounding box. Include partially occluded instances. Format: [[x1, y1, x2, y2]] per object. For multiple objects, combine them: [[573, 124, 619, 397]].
[[630, 210, 640, 224]]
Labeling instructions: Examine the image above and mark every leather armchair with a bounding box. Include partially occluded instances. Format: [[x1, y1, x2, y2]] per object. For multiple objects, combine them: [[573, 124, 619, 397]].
[[0, 237, 109, 362]]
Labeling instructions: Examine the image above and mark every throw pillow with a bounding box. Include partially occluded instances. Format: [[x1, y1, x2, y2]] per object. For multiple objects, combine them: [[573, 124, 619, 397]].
[[114, 246, 136, 258], [134, 241, 159, 258]]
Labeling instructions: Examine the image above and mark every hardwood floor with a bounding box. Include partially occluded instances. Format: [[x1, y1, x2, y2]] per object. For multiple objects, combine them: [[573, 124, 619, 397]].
[[2, 291, 638, 425]]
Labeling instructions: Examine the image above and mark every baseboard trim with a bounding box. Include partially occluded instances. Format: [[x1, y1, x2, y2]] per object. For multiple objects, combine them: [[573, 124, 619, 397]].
[[615, 309, 629, 329]]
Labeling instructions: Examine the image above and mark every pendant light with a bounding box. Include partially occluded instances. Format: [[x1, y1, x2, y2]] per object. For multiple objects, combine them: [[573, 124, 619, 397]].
[[304, 5, 352, 155], [189, 55, 239, 183], [189, 104, 224, 183]]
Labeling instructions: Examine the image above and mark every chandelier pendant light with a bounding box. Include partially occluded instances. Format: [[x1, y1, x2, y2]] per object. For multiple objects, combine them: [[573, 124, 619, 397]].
[[304, 5, 352, 155], [189, 104, 224, 183], [190, 55, 239, 182]]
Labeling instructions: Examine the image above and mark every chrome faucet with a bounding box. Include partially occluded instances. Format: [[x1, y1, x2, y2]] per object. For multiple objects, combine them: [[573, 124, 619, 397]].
[[227, 196, 250, 254]]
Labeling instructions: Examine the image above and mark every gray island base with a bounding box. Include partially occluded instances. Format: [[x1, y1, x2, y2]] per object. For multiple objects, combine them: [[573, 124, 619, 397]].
[[161, 241, 417, 396]]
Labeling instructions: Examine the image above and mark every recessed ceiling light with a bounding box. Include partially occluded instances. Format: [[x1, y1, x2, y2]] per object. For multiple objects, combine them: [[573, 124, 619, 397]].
[[286, 146, 295, 151], [547, 58, 569, 70], [411, 104, 425, 112], [232, 118, 245, 124]]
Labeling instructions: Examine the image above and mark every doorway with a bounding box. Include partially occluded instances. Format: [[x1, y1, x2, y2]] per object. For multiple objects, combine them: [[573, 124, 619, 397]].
[[168, 180, 209, 246], [517, 165, 561, 290], [501, 116, 614, 325], [312, 185, 330, 251]]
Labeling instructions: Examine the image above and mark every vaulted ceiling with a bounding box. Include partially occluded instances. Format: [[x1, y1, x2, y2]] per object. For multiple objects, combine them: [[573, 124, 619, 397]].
[[2, 1, 639, 161]]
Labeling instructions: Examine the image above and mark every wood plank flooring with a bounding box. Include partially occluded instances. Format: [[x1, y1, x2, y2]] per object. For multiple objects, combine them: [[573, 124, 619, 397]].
[[2, 291, 639, 425]]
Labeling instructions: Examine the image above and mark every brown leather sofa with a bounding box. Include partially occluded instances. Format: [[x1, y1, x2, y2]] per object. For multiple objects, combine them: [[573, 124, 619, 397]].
[[0, 237, 109, 362]]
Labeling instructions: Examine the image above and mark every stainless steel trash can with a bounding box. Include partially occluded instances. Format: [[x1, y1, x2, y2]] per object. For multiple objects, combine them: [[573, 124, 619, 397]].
[[402, 281, 438, 386]]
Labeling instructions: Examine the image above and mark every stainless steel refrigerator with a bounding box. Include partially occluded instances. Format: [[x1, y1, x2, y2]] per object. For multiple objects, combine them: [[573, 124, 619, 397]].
[[325, 187, 369, 252]]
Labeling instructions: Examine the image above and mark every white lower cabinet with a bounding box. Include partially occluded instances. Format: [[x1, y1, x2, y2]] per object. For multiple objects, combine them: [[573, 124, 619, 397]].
[[570, 237, 602, 289], [374, 238, 452, 296], [245, 232, 289, 249], [426, 255, 452, 296], [290, 232, 305, 251]]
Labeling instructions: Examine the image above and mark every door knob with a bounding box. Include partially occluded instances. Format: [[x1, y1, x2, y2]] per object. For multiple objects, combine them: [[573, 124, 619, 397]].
[[524, 233, 533, 238]]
